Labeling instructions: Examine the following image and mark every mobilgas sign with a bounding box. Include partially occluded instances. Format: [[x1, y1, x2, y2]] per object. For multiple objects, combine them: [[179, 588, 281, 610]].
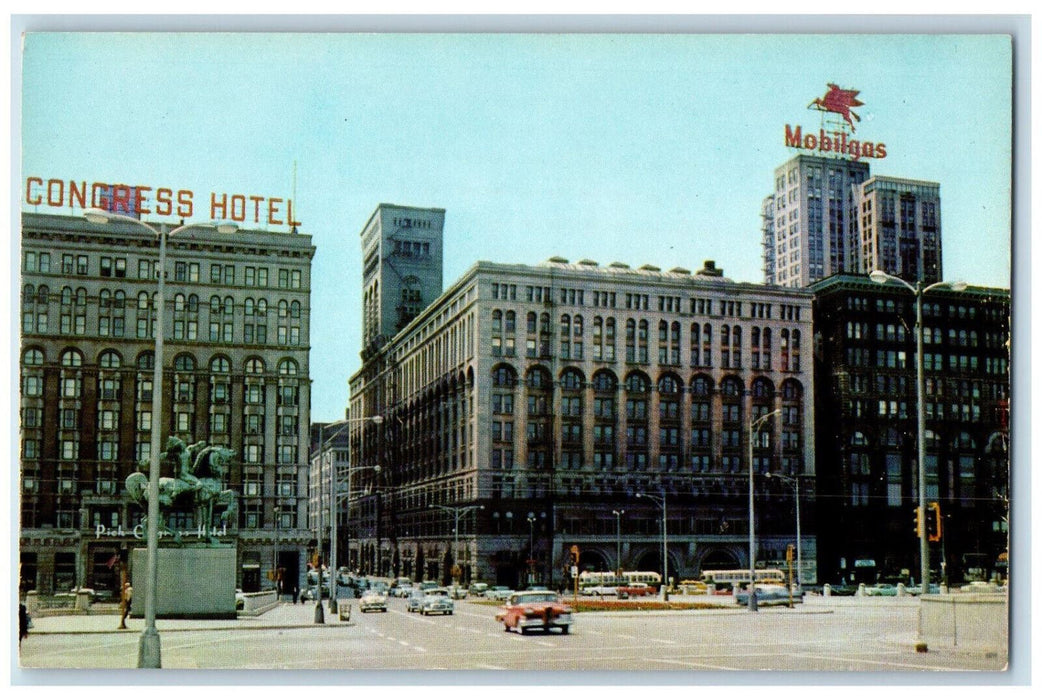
[[785, 84, 887, 161], [24, 177, 301, 228]]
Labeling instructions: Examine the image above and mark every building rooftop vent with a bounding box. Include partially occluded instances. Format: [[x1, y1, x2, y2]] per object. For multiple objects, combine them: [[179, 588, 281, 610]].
[[576, 259, 599, 266], [608, 262, 631, 269], [546, 256, 569, 264], [697, 260, 724, 277], [670, 267, 691, 275], [639, 264, 661, 272]]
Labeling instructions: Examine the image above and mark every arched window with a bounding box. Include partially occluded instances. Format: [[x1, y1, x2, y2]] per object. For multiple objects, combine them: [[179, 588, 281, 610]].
[[278, 358, 299, 375], [210, 356, 231, 373], [625, 371, 649, 393], [245, 358, 265, 374], [592, 369, 617, 392], [61, 349, 83, 367], [492, 365, 517, 388], [137, 351, 155, 370], [23, 348, 44, 366], [174, 354, 196, 372], [98, 350, 121, 369], [560, 368, 584, 390]]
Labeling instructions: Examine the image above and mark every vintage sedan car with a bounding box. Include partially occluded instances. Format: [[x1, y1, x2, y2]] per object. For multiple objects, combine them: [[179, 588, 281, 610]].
[[864, 583, 898, 596], [420, 589, 454, 616], [359, 590, 388, 613], [468, 582, 489, 597], [446, 584, 468, 600], [485, 586, 514, 601], [497, 590, 573, 635], [734, 584, 802, 607], [406, 588, 427, 612]]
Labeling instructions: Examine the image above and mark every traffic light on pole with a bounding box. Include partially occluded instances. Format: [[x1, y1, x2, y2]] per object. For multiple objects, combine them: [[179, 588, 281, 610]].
[[570, 545, 580, 565], [928, 502, 943, 542], [913, 506, 924, 537]]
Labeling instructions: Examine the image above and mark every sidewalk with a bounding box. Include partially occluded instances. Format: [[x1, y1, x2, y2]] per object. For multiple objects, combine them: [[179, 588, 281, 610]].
[[26, 600, 354, 635]]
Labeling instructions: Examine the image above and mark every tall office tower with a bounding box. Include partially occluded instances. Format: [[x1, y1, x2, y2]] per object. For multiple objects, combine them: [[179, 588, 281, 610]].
[[359, 204, 445, 359], [856, 176, 942, 285], [763, 154, 870, 288], [18, 212, 315, 597]]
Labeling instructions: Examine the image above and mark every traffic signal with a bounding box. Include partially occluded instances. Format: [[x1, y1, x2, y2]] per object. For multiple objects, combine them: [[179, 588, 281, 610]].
[[928, 502, 943, 542], [570, 545, 580, 565], [786, 544, 795, 563], [913, 506, 924, 537]]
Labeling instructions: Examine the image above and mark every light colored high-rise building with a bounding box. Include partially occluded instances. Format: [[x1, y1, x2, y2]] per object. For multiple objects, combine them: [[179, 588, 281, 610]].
[[762, 154, 870, 287]]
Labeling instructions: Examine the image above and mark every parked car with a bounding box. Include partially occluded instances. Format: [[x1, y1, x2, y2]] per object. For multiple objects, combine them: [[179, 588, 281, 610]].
[[616, 582, 653, 597], [420, 589, 454, 616], [486, 586, 514, 601], [446, 584, 468, 600], [406, 588, 427, 612], [393, 583, 415, 598], [824, 583, 857, 596], [468, 582, 489, 597], [960, 581, 1004, 594], [359, 590, 388, 613], [581, 584, 618, 596], [864, 583, 898, 597], [734, 584, 802, 607], [496, 590, 573, 635]]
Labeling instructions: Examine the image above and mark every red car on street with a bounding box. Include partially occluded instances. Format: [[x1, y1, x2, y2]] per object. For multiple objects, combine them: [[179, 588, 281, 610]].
[[496, 590, 574, 635]]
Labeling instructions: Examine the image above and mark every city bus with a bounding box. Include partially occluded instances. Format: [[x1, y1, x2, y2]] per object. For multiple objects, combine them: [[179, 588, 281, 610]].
[[577, 570, 662, 594], [699, 568, 786, 591]]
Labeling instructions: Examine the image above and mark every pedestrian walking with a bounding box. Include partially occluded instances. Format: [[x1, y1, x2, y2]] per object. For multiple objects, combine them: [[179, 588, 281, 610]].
[[119, 581, 133, 629], [19, 603, 29, 646]]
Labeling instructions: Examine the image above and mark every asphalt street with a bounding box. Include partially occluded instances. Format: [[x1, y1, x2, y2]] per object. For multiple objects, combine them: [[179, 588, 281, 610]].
[[16, 595, 1008, 679]]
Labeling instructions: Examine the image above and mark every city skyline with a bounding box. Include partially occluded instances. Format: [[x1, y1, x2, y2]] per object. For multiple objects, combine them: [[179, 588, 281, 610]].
[[16, 27, 1014, 422]]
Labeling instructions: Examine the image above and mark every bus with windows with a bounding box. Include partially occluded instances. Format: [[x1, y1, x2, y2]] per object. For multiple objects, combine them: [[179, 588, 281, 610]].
[[577, 570, 662, 595], [699, 569, 786, 592]]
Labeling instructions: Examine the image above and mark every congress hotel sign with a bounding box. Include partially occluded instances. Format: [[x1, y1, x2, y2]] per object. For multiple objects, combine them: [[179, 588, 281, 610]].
[[23, 176, 302, 228]]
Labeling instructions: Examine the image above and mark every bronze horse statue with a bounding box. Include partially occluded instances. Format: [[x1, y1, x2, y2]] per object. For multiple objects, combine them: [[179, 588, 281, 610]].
[[125, 439, 238, 541]]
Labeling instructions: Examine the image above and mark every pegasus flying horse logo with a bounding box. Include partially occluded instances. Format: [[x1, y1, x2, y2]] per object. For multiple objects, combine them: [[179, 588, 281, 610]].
[[808, 83, 864, 132]]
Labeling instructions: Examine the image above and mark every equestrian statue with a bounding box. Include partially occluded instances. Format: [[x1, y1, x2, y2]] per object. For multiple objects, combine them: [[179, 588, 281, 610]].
[[125, 436, 238, 544]]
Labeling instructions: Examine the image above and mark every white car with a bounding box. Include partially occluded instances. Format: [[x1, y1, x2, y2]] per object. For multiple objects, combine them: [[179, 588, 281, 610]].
[[359, 590, 388, 613], [485, 586, 514, 601], [420, 589, 454, 616]]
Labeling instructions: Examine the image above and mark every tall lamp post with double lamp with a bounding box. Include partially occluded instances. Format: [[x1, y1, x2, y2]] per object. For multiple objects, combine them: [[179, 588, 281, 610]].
[[766, 472, 802, 591], [747, 409, 781, 612], [314, 415, 383, 620], [84, 209, 237, 668], [635, 492, 668, 600], [330, 461, 382, 613], [612, 509, 625, 576], [870, 269, 965, 651], [431, 504, 484, 587]]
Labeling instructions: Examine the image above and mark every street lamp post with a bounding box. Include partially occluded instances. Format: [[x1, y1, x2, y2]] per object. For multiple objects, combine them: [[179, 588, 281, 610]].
[[330, 461, 381, 613], [83, 209, 236, 668], [431, 504, 484, 587], [748, 408, 781, 613], [635, 492, 668, 601], [527, 513, 536, 584], [612, 509, 625, 576], [315, 415, 383, 618], [766, 472, 802, 591], [870, 270, 965, 650]]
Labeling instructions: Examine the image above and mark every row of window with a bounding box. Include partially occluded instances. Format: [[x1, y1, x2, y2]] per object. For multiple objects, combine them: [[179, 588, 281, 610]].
[[24, 251, 305, 289]]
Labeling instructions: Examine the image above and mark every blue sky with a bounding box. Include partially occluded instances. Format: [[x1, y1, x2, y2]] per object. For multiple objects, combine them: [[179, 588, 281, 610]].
[[17, 31, 1013, 422]]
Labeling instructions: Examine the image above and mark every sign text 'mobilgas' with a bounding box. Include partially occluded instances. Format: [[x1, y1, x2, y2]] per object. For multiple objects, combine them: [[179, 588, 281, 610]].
[[784, 124, 887, 161]]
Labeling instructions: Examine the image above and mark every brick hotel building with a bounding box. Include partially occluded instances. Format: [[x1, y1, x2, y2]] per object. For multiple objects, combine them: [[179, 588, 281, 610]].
[[18, 212, 314, 597]]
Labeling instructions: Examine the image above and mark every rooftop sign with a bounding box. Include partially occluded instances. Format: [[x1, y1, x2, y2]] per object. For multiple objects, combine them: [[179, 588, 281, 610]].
[[784, 84, 887, 161], [23, 176, 302, 228]]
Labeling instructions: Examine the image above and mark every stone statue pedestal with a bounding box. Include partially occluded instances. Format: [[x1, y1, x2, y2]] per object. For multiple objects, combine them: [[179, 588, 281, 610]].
[[131, 546, 237, 619]]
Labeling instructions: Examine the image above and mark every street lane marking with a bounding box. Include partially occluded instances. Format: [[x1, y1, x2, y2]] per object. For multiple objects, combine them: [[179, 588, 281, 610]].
[[648, 638, 676, 645], [795, 653, 955, 671], [653, 657, 741, 671]]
